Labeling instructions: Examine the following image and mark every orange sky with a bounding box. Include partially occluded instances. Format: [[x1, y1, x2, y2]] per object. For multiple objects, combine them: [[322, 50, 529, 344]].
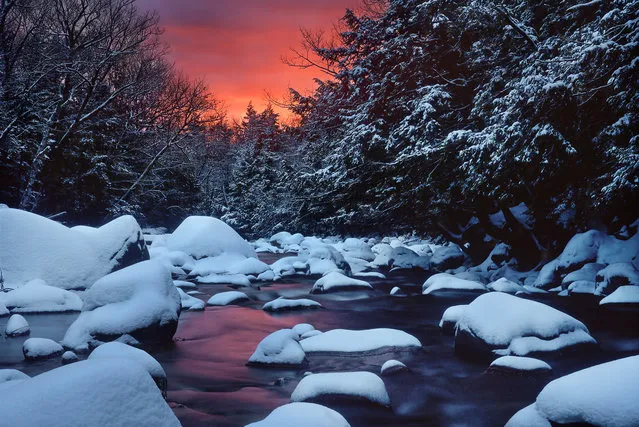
[[138, 0, 359, 121]]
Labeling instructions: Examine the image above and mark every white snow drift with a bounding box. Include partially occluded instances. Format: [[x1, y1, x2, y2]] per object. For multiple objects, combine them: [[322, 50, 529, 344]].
[[291, 371, 390, 407], [246, 402, 351, 427], [301, 328, 421, 353]]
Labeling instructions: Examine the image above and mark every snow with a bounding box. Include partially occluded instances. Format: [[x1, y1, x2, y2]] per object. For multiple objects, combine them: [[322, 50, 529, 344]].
[[561, 263, 604, 287], [291, 371, 391, 407], [257, 270, 275, 281], [488, 277, 527, 294], [22, 337, 63, 360], [388, 246, 430, 270], [0, 302, 8, 316], [508, 356, 639, 427], [248, 329, 306, 366], [5, 314, 29, 336], [431, 243, 465, 270], [246, 402, 351, 427], [600, 286, 639, 305], [390, 286, 402, 296], [262, 297, 322, 312], [595, 262, 639, 295], [311, 272, 372, 293], [341, 238, 375, 261], [61, 351, 79, 364], [62, 260, 180, 351], [173, 280, 196, 289], [176, 287, 205, 310], [567, 280, 596, 294], [456, 293, 595, 357], [0, 359, 180, 426], [88, 342, 166, 380], [380, 359, 407, 375], [227, 257, 270, 275], [207, 291, 250, 306], [533, 259, 559, 289], [490, 356, 551, 371], [422, 273, 486, 295], [0, 279, 82, 313], [197, 273, 252, 286], [292, 323, 316, 338], [0, 209, 148, 290], [270, 232, 304, 249], [439, 305, 467, 329], [301, 328, 421, 353], [505, 404, 552, 427], [0, 369, 29, 384], [165, 216, 256, 259]]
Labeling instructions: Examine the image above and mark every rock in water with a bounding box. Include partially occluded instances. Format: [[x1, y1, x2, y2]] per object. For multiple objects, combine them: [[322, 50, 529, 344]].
[[22, 338, 64, 360], [5, 314, 30, 336]]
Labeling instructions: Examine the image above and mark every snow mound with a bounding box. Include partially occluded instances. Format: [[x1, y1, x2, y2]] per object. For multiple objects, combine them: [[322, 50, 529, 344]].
[[422, 273, 486, 295], [263, 297, 322, 312], [507, 355, 639, 427], [0, 359, 180, 426], [197, 273, 252, 286], [489, 356, 551, 372], [561, 263, 604, 288], [567, 280, 596, 295], [341, 238, 375, 261], [439, 304, 467, 335], [23, 337, 63, 360], [600, 286, 639, 305], [455, 293, 596, 359], [61, 351, 79, 365], [166, 216, 256, 259], [5, 314, 29, 336], [177, 288, 205, 310], [595, 262, 639, 295], [207, 291, 250, 306], [0, 279, 82, 313], [0, 208, 148, 290], [488, 277, 527, 294], [62, 260, 180, 351], [431, 243, 466, 270], [301, 328, 421, 353], [291, 371, 390, 407], [173, 280, 196, 289], [380, 359, 407, 375], [311, 272, 372, 293], [388, 246, 430, 270], [246, 402, 350, 427], [0, 369, 29, 385], [248, 329, 306, 366]]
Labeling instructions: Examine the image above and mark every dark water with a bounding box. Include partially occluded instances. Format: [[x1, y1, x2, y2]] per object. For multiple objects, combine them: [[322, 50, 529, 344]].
[[1, 258, 638, 427]]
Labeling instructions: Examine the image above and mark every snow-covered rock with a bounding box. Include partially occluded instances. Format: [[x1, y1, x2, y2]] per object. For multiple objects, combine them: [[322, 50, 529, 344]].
[[489, 356, 552, 372], [595, 262, 639, 295], [307, 245, 351, 276], [311, 272, 372, 293], [340, 238, 375, 261], [173, 280, 196, 289], [506, 355, 639, 427], [0, 279, 82, 313], [262, 297, 322, 312], [61, 351, 79, 365], [0, 209, 148, 290], [207, 291, 249, 306], [257, 270, 276, 281], [561, 263, 604, 289], [380, 359, 407, 375], [291, 371, 390, 407], [439, 305, 467, 335], [600, 286, 639, 305], [0, 359, 180, 426], [0, 369, 29, 384], [270, 232, 304, 250], [431, 243, 466, 271], [389, 286, 403, 296], [88, 342, 167, 394], [248, 329, 306, 366], [388, 246, 430, 270], [533, 259, 560, 290], [62, 260, 181, 351], [488, 277, 527, 294], [301, 328, 421, 353], [197, 273, 252, 286], [291, 323, 316, 339], [422, 273, 486, 295], [246, 402, 350, 427], [165, 216, 256, 259], [455, 293, 596, 359], [227, 257, 270, 276], [176, 287, 205, 311], [567, 280, 596, 295], [22, 337, 63, 360], [5, 314, 29, 336]]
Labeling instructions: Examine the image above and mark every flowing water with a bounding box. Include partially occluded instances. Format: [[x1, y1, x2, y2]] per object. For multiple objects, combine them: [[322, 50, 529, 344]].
[[1, 256, 638, 426]]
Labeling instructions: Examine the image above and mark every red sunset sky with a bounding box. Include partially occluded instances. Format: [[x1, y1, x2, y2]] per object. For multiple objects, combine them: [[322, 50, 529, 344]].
[[137, 0, 359, 121]]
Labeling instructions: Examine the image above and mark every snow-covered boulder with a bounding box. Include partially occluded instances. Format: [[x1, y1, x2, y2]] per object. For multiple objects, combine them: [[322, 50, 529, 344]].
[[488, 356, 551, 373], [340, 238, 375, 261], [166, 216, 255, 259], [291, 323, 316, 339], [291, 371, 391, 407], [270, 232, 304, 250], [88, 342, 167, 394], [561, 263, 604, 289], [176, 288, 205, 311], [0, 209, 148, 290], [248, 329, 306, 367], [246, 402, 350, 427], [488, 277, 527, 294], [22, 338, 63, 360], [173, 279, 196, 289], [61, 351, 79, 365], [300, 328, 421, 353], [311, 272, 372, 293], [455, 293, 596, 360], [506, 355, 639, 427], [0, 279, 82, 313], [388, 246, 430, 270], [0, 359, 180, 426], [439, 305, 467, 335], [197, 273, 252, 286], [5, 314, 29, 336], [0, 369, 29, 384], [380, 359, 407, 375], [62, 260, 181, 351], [431, 243, 466, 271], [227, 257, 270, 276], [595, 262, 639, 295], [422, 273, 486, 295], [567, 280, 596, 295], [307, 245, 351, 276], [262, 297, 322, 312], [533, 259, 560, 290], [207, 291, 249, 306], [600, 286, 639, 305]]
